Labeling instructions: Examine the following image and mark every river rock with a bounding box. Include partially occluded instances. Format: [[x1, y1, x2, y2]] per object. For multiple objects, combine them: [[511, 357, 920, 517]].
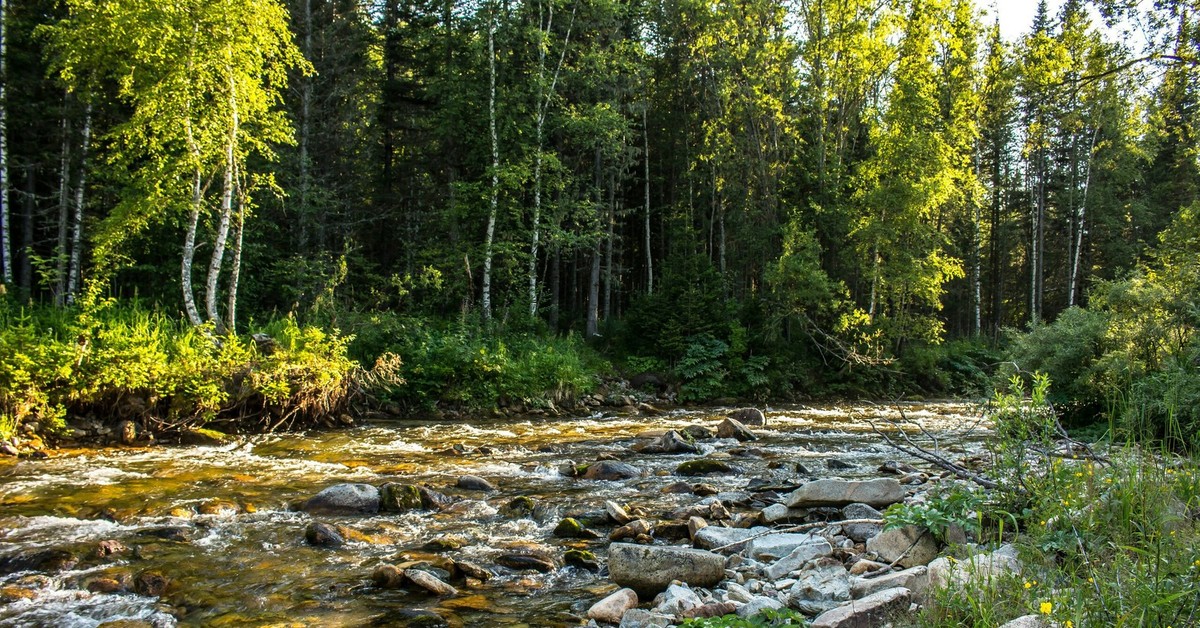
[[998, 616, 1050, 628], [495, 554, 557, 573], [0, 549, 78, 574], [693, 526, 768, 552], [878, 460, 919, 475], [866, 525, 938, 568], [564, 549, 601, 571], [676, 459, 736, 476], [377, 483, 422, 512], [178, 427, 233, 447], [637, 430, 699, 455], [372, 564, 406, 588], [927, 544, 1021, 590], [653, 583, 704, 616], [682, 602, 739, 619], [850, 565, 927, 599], [133, 570, 171, 597], [737, 596, 785, 618], [789, 557, 850, 615], [608, 543, 726, 597], [619, 609, 673, 628], [728, 408, 767, 427], [588, 588, 639, 624], [454, 560, 494, 582], [419, 486, 456, 510], [826, 459, 855, 470], [716, 418, 757, 442], [810, 586, 912, 628], [94, 540, 127, 558], [583, 460, 642, 481], [553, 517, 599, 539], [455, 475, 497, 492], [305, 522, 345, 547], [748, 532, 825, 562], [610, 519, 654, 542], [840, 503, 884, 542], [606, 500, 634, 524], [765, 537, 834, 580], [117, 420, 139, 445], [761, 503, 807, 524], [785, 478, 906, 508], [406, 569, 459, 596], [303, 483, 381, 515], [680, 425, 715, 440]]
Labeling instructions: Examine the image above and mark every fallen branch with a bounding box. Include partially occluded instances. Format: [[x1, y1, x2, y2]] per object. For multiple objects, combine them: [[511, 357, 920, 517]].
[[868, 418, 1006, 492], [708, 518, 885, 553]]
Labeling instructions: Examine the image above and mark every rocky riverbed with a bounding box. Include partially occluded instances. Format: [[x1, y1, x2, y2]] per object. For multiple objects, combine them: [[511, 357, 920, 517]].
[[0, 402, 1006, 627]]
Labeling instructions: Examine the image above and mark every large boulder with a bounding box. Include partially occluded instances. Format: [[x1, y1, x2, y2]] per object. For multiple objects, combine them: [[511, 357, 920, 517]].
[[455, 475, 497, 492], [637, 430, 700, 455], [927, 544, 1021, 591], [676, 459, 736, 476], [302, 483, 380, 515], [379, 483, 424, 512], [810, 587, 912, 628], [716, 418, 757, 442], [652, 583, 704, 616], [785, 479, 906, 508], [728, 408, 767, 427], [583, 460, 642, 481], [850, 565, 928, 599], [865, 525, 938, 568], [789, 557, 850, 615], [588, 588, 639, 624], [608, 543, 726, 597]]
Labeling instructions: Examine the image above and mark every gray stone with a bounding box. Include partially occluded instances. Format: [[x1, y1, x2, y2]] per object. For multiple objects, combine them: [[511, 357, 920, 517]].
[[728, 408, 767, 427], [840, 503, 884, 543], [619, 609, 673, 628], [652, 583, 704, 616], [716, 418, 758, 442], [748, 532, 826, 562], [810, 586, 912, 628], [638, 430, 700, 454], [588, 588, 639, 624], [927, 544, 1021, 591], [693, 526, 769, 553], [584, 460, 642, 481], [455, 475, 496, 492], [405, 569, 458, 596], [304, 521, 344, 547], [608, 543, 727, 597], [765, 538, 835, 580], [789, 557, 850, 615], [606, 500, 633, 524], [302, 483, 381, 515], [865, 525, 938, 568], [998, 616, 1049, 628], [736, 596, 784, 618], [850, 565, 927, 599], [785, 479, 906, 509]]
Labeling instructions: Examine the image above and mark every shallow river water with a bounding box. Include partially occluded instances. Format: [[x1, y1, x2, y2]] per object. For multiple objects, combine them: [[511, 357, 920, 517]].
[[0, 402, 985, 627]]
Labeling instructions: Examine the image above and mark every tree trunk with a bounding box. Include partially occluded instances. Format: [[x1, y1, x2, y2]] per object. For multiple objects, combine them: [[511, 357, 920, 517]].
[[54, 111, 71, 306], [182, 168, 204, 327], [643, 106, 653, 294], [207, 74, 240, 329], [20, 165, 32, 291], [481, 6, 498, 321], [0, 0, 9, 285], [65, 104, 92, 305], [298, 0, 313, 251], [1068, 129, 1097, 308], [587, 243, 600, 338], [550, 246, 560, 330], [226, 188, 245, 332], [603, 173, 615, 322]]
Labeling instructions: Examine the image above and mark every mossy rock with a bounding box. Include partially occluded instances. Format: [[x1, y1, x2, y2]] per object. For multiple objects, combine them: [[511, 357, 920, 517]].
[[178, 428, 232, 447], [564, 549, 600, 571], [423, 535, 468, 552], [500, 496, 536, 518], [676, 459, 736, 476], [380, 483, 424, 512], [551, 517, 601, 539]]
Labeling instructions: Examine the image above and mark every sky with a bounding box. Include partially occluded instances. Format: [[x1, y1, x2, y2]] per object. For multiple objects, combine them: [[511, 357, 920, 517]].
[[990, 0, 1066, 41]]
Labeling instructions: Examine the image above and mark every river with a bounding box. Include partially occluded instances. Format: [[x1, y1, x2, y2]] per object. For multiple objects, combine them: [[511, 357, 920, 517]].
[[0, 402, 983, 627]]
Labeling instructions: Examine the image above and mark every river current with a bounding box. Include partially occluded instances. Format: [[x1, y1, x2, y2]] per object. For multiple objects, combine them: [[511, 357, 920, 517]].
[[0, 403, 984, 627]]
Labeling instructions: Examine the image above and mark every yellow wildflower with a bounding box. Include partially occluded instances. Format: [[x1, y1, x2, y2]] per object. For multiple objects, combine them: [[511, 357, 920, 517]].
[[1040, 601, 1053, 615]]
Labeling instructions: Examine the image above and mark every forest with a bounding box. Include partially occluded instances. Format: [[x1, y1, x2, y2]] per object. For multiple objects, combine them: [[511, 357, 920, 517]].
[[1, 0, 1199, 446]]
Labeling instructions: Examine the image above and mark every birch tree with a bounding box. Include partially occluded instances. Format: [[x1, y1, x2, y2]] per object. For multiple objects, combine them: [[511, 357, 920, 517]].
[[0, 0, 9, 285]]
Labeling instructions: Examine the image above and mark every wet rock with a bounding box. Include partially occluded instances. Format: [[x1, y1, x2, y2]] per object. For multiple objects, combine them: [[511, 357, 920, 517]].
[[137, 527, 191, 543], [500, 496, 536, 518], [117, 420, 139, 445], [655, 521, 691, 540], [86, 577, 126, 594], [583, 460, 642, 481], [826, 459, 855, 470], [728, 408, 767, 427], [619, 608, 673, 628], [198, 500, 240, 516], [418, 486, 455, 510], [0, 586, 36, 603], [606, 500, 634, 524], [610, 519, 654, 542], [134, 570, 171, 597], [424, 534, 468, 551], [737, 596, 785, 618], [178, 428, 232, 447], [306, 521, 345, 547], [588, 588, 639, 624], [789, 557, 850, 615], [372, 564, 407, 588], [785, 478, 906, 509], [553, 518, 600, 539], [716, 418, 757, 442], [406, 569, 459, 596], [748, 532, 825, 562], [303, 483, 381, 515], [676, 459, 735, 476], [687, 516, 708, 540], [454, 561, 493, 582], [764, 537, 834, 580], [94, 540, 128, 558], [692, 483, 719, 496], [455, 475, 496, 492], [840, 503, 884, 543], [97, 621, 156, 628], [866, 525, 938, 568], [388, 609, 448, 627], [608, 543, 726, 597], [0, 548, 78, 574], [495, 554, 557, 573], [652, 583, 704, 616], [662, 481, 694, 494], [850, 565, 927, 599], [637, 430, 699, 455], [680, 425, 715, 441], [564, 549, 601, 572], [810, 586, 911, 628]]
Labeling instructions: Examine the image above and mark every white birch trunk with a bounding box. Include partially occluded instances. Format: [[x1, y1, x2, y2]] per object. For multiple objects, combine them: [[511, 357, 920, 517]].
[[586, 243, 600, 338], [643, 106, 652, 294], [207, 73, 240, 329], [226, 187, 245, 332], [0, 0, 9, 285], [65, 104, 92, 304], [1069, 129, 1098, 308], [182, 168, 204, 326], [55, 113, 71, 306], [481, 7, 498, 321]]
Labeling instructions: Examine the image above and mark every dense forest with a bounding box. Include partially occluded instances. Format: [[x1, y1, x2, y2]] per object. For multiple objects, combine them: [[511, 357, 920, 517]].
[[1, 0, 1199, 441]]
